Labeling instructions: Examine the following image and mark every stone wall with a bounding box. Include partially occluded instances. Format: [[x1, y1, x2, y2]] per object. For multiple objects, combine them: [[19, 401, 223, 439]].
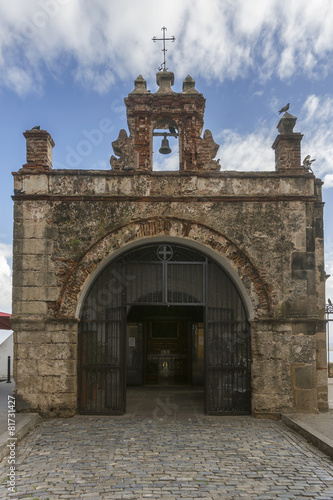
[[11, 168, 328, 416]]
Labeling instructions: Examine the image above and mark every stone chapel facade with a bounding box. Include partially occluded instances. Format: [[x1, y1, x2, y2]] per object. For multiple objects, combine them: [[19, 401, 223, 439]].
[[11, 71, 328, 417]]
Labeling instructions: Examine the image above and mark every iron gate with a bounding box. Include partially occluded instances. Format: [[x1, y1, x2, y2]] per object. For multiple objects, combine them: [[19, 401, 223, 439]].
[[206, 261, 251, 414], [79, 243, 251, 414], [327, 300, 333, 378]]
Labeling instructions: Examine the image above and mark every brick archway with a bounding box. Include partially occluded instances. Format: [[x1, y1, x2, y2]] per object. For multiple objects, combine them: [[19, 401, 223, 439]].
[[53, 217, 273, 319]]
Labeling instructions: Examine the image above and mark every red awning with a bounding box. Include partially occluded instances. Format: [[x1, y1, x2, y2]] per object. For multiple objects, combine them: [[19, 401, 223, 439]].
[[0, 312, 11, 330]]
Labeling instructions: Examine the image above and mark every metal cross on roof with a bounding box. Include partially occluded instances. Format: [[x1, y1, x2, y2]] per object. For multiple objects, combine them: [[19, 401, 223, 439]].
[[152, 26, 175, 71]]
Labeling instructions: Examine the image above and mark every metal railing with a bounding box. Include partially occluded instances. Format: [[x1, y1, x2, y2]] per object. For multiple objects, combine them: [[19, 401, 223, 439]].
[[327, 300, 333, 378]]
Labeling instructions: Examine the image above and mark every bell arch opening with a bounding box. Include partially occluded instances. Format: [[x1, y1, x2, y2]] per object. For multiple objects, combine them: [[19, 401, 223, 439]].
[[152, 118, 179, 171], [78, 241, 251, 416]]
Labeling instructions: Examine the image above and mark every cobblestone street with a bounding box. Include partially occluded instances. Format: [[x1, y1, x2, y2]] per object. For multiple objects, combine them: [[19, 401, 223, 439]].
[[0, 415, 333, 499]]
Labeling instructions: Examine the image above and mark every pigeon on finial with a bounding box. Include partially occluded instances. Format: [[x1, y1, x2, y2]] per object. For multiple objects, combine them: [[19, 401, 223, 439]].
[[31, 125, 40, 130], [303, 155, 316, 173], [278, 103, 290, 114]]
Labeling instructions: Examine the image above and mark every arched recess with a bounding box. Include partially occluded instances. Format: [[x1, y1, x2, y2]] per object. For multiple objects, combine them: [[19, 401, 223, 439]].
[[54, 217, 272, 320], [78, 240, 253, 415], [152, 117, 179, 171]]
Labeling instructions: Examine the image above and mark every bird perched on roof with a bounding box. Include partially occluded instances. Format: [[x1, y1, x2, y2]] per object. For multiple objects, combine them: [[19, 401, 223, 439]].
[[303, 155, 316, 173], [31, 125, 40, 130], [169, 125, 178, 136], [278, 103, 290, 114]]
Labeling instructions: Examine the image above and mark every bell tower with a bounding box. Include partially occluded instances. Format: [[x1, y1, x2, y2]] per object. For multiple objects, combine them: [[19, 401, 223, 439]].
[[110, 70, 220, 172]]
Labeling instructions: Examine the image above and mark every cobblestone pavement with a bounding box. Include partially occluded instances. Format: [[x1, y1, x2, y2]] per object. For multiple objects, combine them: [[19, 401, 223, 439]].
[[0, 415, 333, 500]]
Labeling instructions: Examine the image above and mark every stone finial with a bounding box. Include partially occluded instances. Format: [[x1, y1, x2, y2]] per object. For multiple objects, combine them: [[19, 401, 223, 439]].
[[277, 112, 297, 134], [22, 128, 55, 171], [156, 70, 175, 94], [182, 75, 199, 94], [129, 75, 149, 94], [272, 113, 304, 173]]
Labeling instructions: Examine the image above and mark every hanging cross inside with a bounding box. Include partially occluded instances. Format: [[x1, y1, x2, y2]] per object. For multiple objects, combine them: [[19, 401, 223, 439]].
[[152, 26, 175, 71]]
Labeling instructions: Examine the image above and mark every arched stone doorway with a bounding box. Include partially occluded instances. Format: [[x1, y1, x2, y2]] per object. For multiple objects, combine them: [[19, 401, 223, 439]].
[[78, 242, 251, 415]]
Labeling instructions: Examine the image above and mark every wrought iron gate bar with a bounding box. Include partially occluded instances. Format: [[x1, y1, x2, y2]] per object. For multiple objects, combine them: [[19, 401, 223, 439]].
[[207, 320, 249, 324], [207, 365, 248, 369], [120, 244, 206, 263], [124, 302, 206, 306]]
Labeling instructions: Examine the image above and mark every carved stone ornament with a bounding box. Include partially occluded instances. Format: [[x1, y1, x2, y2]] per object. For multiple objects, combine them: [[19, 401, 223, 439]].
[[196, 129, 221, 171], [277, 112, 297, 134], [110, 129, 135, 171]]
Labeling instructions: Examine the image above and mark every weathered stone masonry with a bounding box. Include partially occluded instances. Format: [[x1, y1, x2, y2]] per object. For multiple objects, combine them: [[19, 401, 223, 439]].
[[11, 71, 328, 416]]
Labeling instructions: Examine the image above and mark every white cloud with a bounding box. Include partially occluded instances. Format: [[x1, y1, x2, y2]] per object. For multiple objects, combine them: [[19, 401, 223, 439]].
[[0, 244, 12, 313], [0, 243, 12, 260], [217, 128, 274, 171], [326, 249, 333, 302], [323, 174, 333, 188], [1, 0, 333, 94], [300, 94, 333, 182], [302, 94, 333, 124], [2, 66, 38, 96]]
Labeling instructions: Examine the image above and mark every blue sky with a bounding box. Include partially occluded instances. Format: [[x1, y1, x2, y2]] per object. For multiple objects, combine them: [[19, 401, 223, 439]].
[[0, 0, 333, 319]]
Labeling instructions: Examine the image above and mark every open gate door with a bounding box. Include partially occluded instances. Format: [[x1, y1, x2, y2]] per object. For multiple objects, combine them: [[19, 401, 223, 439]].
[[205, 263, 251, 415], [79, 261, 126, 414]]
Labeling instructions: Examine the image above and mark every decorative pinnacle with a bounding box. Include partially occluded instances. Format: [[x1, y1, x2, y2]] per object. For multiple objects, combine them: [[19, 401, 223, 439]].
[[152, 26, 175, 71]]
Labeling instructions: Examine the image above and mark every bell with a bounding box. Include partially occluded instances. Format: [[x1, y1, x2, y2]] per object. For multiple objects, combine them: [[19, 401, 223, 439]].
[[159, 135, 172, 155]]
